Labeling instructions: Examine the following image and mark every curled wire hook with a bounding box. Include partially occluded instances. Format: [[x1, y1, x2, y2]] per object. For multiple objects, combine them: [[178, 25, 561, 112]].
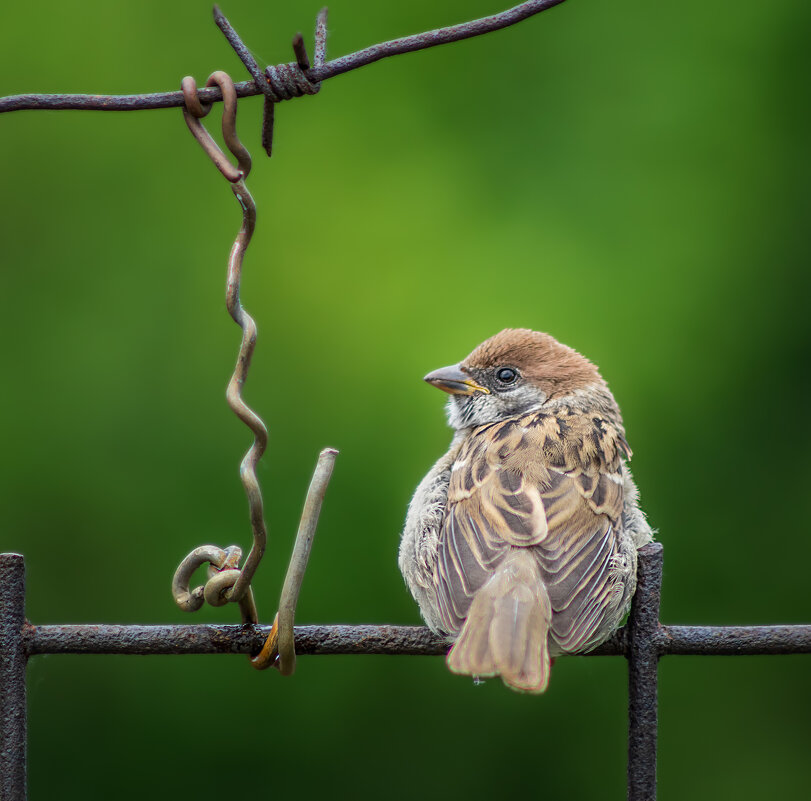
[[172, 545, 258, 623], [173, 70, 267, 627], [181, 71, 251, 181]]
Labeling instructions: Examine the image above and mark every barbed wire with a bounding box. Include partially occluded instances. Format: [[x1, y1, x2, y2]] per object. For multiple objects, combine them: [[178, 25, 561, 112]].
[[213, 5, 327, 155], [0, 0, 567, 115]]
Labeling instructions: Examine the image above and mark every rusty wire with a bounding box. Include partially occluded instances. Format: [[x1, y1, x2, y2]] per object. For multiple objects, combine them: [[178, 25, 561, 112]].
[[14, 547, 811, 659], [213, 5, 328, 156], [171, 70, 265, 624], [0, 0, 568, 124]]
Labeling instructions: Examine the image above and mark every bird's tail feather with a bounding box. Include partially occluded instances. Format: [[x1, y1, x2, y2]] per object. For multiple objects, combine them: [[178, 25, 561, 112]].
[[446, 548, 551, 693]]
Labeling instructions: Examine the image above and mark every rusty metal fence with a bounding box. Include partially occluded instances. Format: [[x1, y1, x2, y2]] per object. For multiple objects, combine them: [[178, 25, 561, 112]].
[[2, 545, 810, 801]]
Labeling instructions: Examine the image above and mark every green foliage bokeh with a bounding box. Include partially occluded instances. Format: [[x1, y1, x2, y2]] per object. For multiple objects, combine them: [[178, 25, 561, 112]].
[[1, 0, 809, 798]]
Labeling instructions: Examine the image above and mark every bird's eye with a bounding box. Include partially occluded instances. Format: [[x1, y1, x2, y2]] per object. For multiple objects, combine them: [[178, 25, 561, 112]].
[[496, 367, 518, 385]]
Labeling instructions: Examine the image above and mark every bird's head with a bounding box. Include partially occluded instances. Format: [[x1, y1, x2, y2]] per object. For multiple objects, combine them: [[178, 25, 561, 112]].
[[424, 328, 605, 429]]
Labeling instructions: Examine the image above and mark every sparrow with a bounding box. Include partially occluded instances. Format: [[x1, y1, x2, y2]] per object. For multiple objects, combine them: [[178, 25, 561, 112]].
[[399, 328, 653, 693]]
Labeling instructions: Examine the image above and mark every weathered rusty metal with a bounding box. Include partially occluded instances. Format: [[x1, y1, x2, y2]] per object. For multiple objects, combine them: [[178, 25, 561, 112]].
[[22, 622, 450, 657], [0, 0, 567, 114], [306, 0, 567, 83], [660, 625, 811, 655], [4, 547, 811, 801], [213, 5, 271, 92], [20, 617, 811, 660], [292, 32, 311, 72], [626, 543, 663, 801], [0, 554, 27, 801], [314, 8, 328, 69]]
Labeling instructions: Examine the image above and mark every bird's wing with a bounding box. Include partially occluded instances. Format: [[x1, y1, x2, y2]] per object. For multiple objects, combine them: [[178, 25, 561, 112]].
[[434, 409, 629, 652]]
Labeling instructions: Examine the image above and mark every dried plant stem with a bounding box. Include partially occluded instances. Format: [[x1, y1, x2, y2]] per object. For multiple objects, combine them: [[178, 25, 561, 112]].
[[172, 72, 267, 623], [252, 449, 339, 672]]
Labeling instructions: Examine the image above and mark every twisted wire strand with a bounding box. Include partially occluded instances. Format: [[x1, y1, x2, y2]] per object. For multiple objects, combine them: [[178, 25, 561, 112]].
[[262, 63, 320, 101], [213, 4, 324, 156], [171, 544, 258, 623], [0, 1, 567, 114], [172, 71, 266, 624], [173, 545, 237, 612], [173, 70, 338, 645], [259, 60, 322, 156], [213, 6, 321, 102], [222, 176, 268, 607]]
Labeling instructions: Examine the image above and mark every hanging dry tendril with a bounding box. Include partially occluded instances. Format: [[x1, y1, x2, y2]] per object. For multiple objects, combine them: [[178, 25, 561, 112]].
[[170, 71, 265, 627], [171, 71, 338, 672]]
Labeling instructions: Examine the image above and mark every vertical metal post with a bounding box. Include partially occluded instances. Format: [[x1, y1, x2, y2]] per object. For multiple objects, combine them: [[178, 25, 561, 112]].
[[627, 542, 663, 801], [0, 553, 27, 801]]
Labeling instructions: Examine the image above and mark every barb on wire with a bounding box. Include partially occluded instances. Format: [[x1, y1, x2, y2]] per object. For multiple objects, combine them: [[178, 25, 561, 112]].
[[292, 33, 311, 72], [213, 4, 285, 156], [0, 0, 568, 121], [214, 5, 326, 157], [172, 70, 266, 624], [252, 448, 339, 672], [213, 5, 268, 90], [314, 8, 328, 70]]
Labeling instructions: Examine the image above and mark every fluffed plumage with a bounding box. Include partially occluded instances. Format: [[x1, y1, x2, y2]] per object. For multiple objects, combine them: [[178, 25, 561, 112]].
[[399, 328, 653, 693]]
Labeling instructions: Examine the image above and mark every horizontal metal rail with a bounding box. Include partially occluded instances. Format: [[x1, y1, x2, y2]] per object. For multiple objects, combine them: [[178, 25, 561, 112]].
[[3, 547, 811, 801], [21, 621, 810, 657]]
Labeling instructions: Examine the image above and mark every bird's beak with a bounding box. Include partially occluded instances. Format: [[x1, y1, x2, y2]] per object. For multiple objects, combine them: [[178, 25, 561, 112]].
[[423, 363, 490, 395]]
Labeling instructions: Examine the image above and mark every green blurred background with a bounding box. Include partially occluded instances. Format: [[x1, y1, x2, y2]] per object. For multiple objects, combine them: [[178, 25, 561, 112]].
[[1, 0, 809, 797]]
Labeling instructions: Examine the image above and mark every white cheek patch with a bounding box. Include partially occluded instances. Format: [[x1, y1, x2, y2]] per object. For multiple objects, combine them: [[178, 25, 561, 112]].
[[443, 385, 546, 430]]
